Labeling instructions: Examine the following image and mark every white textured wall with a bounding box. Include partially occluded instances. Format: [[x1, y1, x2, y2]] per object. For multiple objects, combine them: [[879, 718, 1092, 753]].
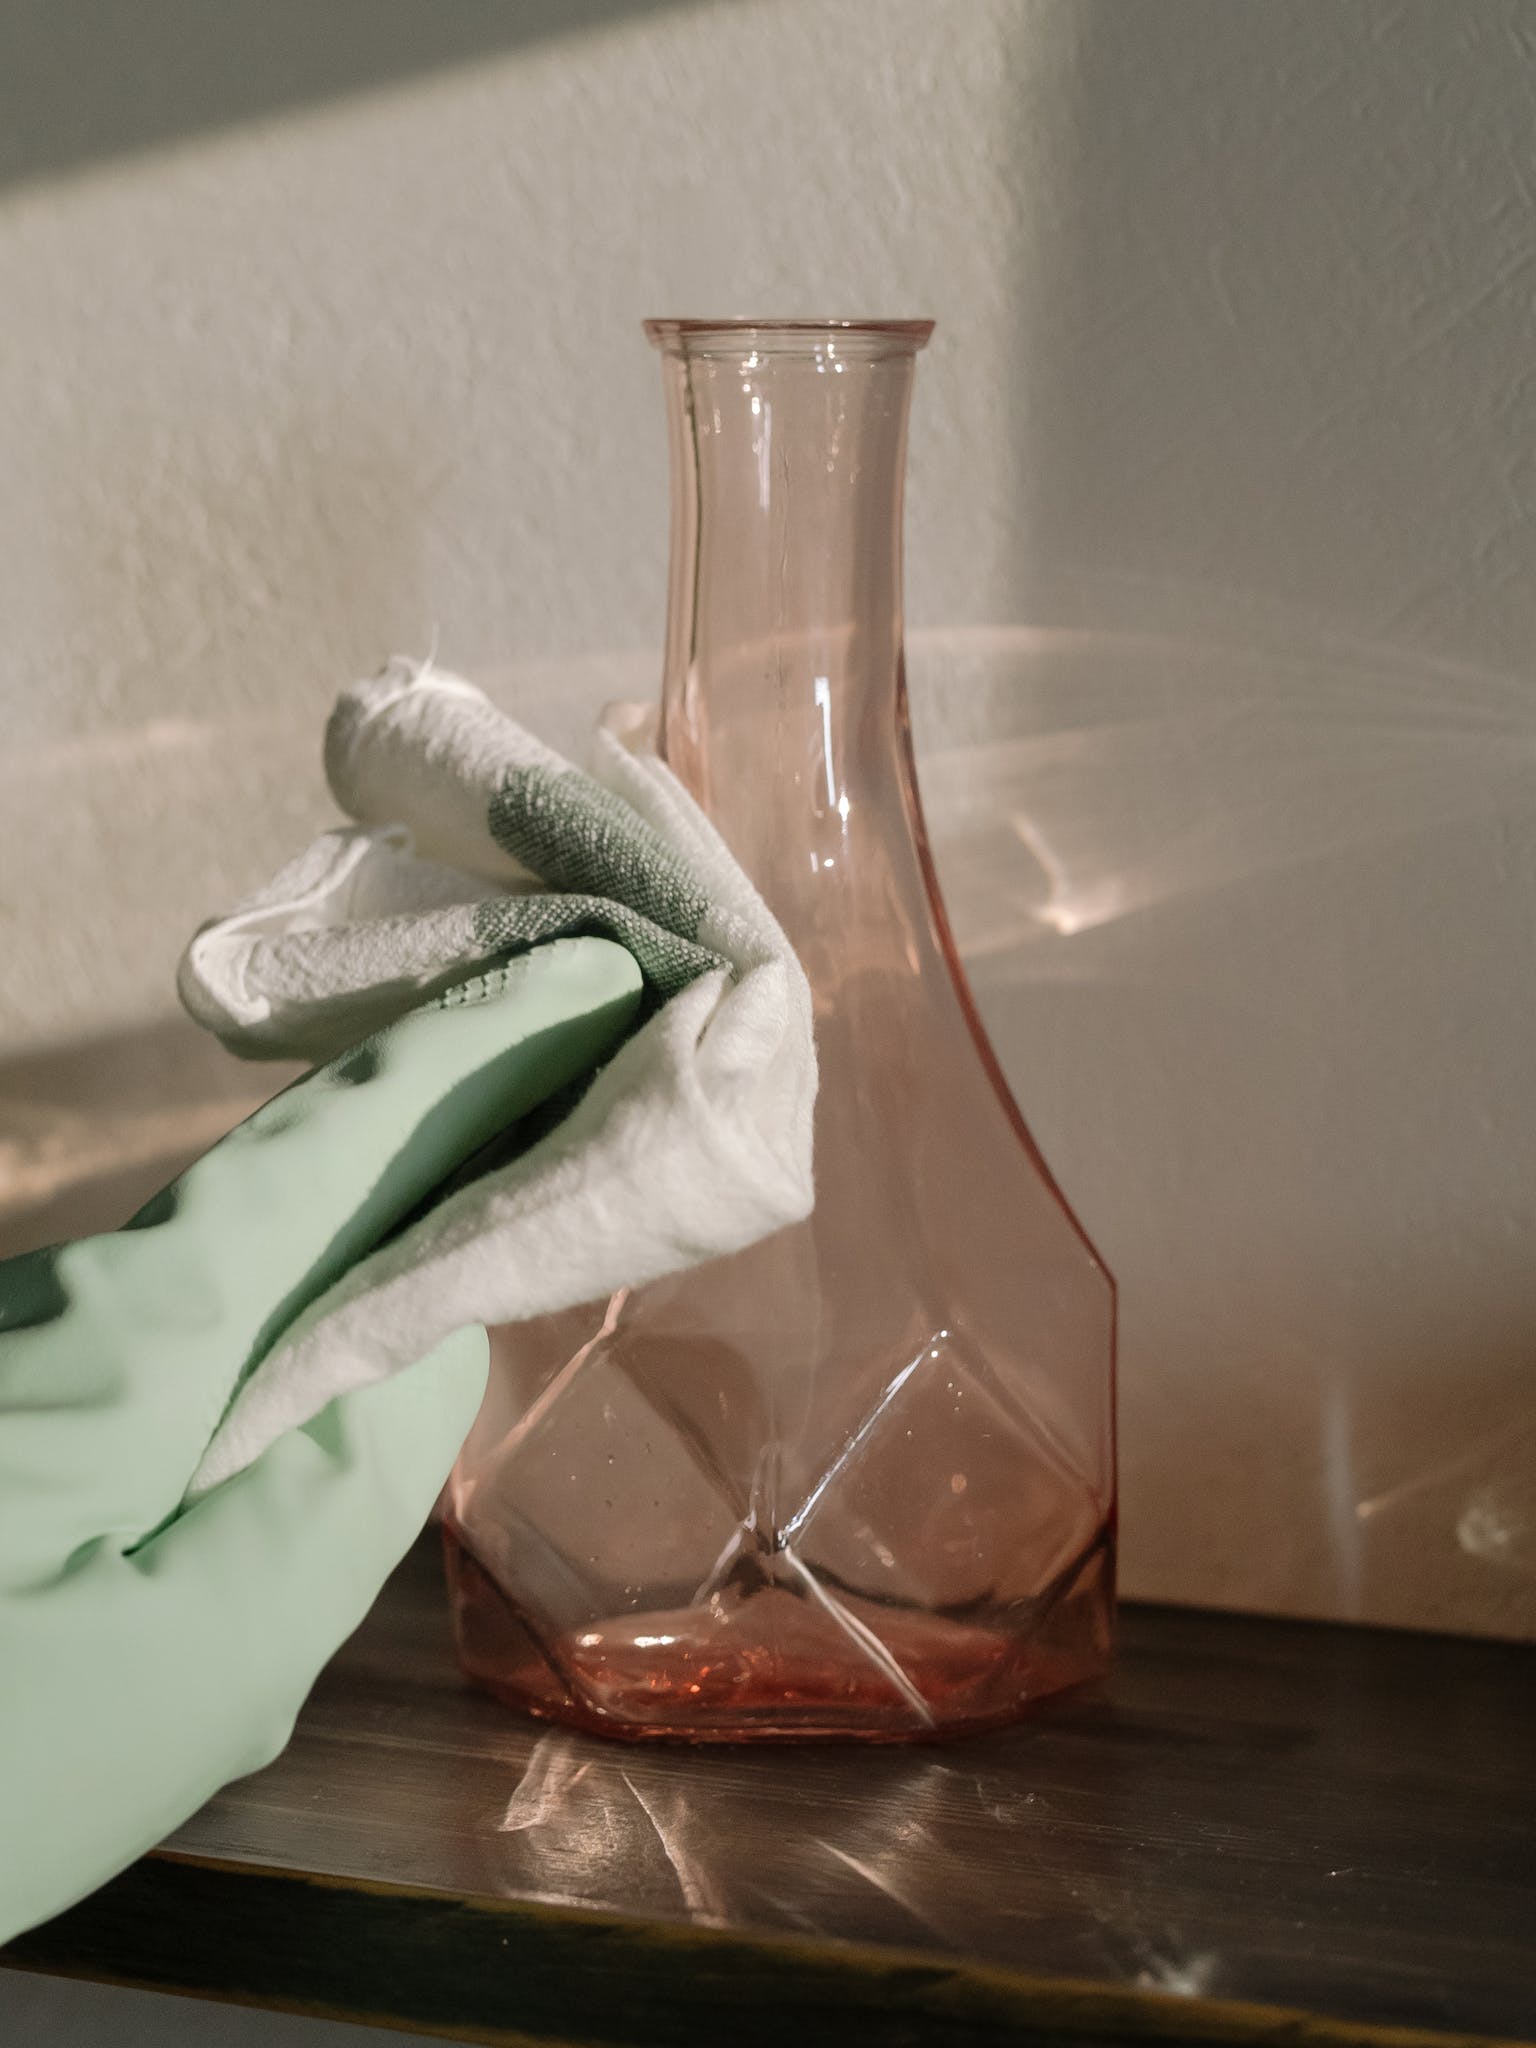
[[2, 0, 1534, 1667]]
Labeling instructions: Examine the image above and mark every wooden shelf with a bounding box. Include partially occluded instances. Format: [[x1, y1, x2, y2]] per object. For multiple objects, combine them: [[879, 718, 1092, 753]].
[[6, 1538, 1532, 2046]]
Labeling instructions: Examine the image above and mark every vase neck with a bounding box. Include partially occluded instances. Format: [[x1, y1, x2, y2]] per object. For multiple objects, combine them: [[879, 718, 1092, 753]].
[[651, 323, 929, 918]]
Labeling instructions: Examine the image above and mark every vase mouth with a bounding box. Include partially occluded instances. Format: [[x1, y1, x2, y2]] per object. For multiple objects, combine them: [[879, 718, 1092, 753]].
[[645, 317, 933, 359]]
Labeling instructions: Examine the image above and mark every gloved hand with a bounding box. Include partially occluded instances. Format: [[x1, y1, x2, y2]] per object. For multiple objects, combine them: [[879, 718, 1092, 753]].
[[0, 937, 642, 1943]]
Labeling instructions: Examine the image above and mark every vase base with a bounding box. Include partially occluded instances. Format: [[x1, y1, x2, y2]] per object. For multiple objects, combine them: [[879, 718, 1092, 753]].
[[443, 1524, 1112, 1744]]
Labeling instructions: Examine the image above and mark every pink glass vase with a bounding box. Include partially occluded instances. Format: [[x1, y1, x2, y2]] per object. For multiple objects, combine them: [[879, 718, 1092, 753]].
[[442, 318, 1115, 1741]]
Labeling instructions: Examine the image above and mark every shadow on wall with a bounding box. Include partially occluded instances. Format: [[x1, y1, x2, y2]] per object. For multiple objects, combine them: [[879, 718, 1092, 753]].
[[0, 1017, 298, 1258], [966, 0, 1536, 1634], [0, 0, 695, 192], [1015, 0, 1536, 666]]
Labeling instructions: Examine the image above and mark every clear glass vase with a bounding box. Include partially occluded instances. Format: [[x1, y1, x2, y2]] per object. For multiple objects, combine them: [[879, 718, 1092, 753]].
[[442, 318, 1115, 1741]]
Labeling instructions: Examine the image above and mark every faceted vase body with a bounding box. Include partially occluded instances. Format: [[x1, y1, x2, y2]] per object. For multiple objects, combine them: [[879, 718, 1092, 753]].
[[443, 319, 1116, 1741]]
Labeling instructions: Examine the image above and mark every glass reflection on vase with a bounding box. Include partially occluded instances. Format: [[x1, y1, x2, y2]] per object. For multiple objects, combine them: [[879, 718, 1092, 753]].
[[443, 319, 1115, 1740]]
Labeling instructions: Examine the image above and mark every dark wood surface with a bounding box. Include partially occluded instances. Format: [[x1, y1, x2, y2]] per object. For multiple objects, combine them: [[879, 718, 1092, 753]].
[[6, 1537, 1533, 2046]]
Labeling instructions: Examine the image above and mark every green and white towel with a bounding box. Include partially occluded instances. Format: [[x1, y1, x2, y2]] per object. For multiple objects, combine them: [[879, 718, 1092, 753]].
[[177, 659, 816, 1495]]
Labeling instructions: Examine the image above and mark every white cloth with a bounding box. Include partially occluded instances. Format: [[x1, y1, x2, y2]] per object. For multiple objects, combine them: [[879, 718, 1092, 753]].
[[178, 664, 816, 1498]]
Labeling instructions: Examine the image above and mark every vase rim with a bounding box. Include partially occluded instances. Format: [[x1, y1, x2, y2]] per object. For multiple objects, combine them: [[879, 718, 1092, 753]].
[[645, 317, 933, 357]]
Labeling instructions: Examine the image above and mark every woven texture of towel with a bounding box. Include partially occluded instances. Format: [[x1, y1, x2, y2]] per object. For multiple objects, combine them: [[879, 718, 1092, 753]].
[[176, 660, 816, 1496]]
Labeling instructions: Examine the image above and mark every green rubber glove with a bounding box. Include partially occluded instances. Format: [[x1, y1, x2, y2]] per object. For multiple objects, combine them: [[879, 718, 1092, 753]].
[[0, 937, 643, 1943]]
